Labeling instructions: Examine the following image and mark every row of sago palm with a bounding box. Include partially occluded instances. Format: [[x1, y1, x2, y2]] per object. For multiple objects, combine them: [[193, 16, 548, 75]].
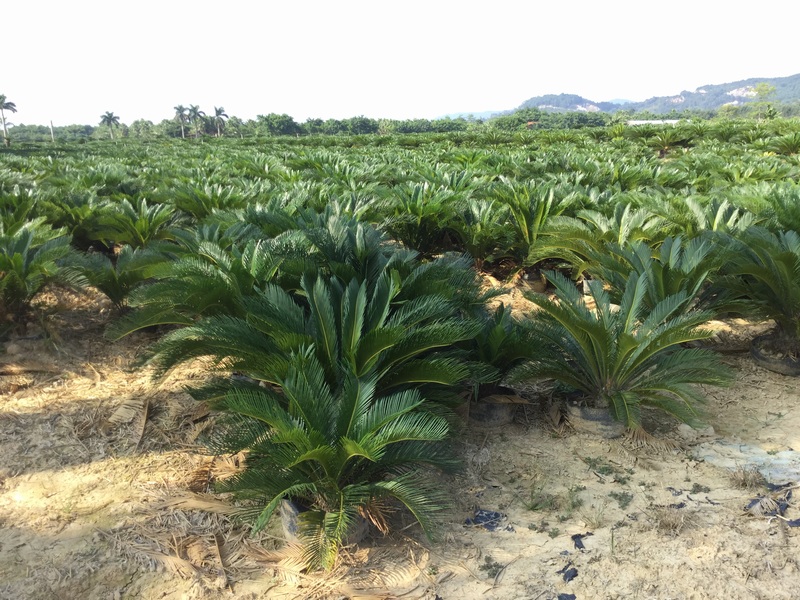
[[3, 127, 800, 568]]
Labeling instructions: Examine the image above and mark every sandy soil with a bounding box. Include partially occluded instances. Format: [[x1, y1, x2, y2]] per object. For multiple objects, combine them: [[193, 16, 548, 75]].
[[1, 288, 798, 600]]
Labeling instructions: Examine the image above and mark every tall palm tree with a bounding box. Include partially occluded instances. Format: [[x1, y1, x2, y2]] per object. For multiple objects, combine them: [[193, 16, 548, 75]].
[[173, 105, 188, 139], [213, 106, 228, 137], [0, 94, 18, 147], [99, 111, 121, 139], [187, 105, 206, 138]]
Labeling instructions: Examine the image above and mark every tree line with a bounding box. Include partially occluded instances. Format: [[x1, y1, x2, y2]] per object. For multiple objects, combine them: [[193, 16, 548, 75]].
[[4, 93, 800, 144]]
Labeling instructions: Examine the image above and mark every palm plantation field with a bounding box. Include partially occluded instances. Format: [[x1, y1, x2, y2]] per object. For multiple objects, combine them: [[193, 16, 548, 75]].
[[2, 122, 800, 599]]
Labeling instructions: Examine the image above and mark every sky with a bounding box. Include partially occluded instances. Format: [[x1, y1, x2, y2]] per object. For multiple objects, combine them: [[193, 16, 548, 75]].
[[4, 0, 800, 127]]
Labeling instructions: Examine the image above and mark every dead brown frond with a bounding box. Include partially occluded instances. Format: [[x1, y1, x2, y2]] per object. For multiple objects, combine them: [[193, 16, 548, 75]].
[[186, 459, 215, 493], [625, 427, 679, 451], [151, 492, 242, 516], [652, 507, 693, 536], [544, 401, 572, 437], [730, 465, 766, 490], [744, 496, 780, 517], [210, 452, 247, 481], [102, 395, 151, 449], [116, 537, 198, 579]]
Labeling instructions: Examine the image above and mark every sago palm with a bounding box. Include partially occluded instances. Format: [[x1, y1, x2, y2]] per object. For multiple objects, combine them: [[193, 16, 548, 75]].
[[0, 220, 85, 323], [377, 182, 457, 256], [510, 271, 732, 430], [487, 178, 580, 265], [79, 245, 167, 311], [207, 351, 458, 571], [449, 199, 513, 268], [107, 237, 280, 338], [713, 227, 800, 357], [580, 236, 723, 313], [146, 272, 482, 400], [92, 198, 181, 249]]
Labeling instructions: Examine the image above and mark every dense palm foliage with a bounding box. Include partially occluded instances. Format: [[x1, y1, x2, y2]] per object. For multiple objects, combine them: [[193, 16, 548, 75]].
[[5, 118, 800, 567]]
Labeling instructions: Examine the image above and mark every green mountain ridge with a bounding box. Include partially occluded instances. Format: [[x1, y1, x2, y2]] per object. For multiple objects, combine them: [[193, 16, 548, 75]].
[[516, 73, 800, 114]]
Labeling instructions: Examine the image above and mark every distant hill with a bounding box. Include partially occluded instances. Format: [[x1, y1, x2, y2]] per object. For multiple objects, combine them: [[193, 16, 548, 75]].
[[516, 73, 800, 114]]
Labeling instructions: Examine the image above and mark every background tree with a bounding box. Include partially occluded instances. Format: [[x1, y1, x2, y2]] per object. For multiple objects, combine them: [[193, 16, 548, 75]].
[[752, 82, 779, 120], [173, 105, 189, 139], [225, 116, 248, 138], [99, 111, 121, 139], [256, 113, 303, 136], [344, 115, 379, 135], [304, 117, 325, 135], [128, 119, 155, 138], [488, 107, 543, 131], [187, 105, 206, 138], [0, 94, 18, 147], [213, 106, 228, 137]]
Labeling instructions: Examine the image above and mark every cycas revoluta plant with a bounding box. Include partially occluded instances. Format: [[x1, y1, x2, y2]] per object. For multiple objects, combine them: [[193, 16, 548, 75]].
[[109, 212, 496, 341], [145, 272, 482, 403], [92, 197, 181, 250], [466, 302, 536, 397], [655, 197, 757, 239], [580, 236, 722, 313], [106, 237, 281, 338], [714, 227, 800, 367], [378, 182, 457, 256], [536, 202, 666, 269], [510, 271, 732, 431], [208, 350, 458, 571], [487, 179, 580, 266], [37, 189, 107, 251], [449, 199, 513, 268], [79, 245, 167, 311], [760, 183, 800, 234], [0, 220, 85, 323], [574, 202, 666, 247]]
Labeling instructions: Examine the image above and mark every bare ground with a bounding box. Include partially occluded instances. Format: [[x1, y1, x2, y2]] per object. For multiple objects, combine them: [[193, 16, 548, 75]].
[[1, 288, 798, 600]]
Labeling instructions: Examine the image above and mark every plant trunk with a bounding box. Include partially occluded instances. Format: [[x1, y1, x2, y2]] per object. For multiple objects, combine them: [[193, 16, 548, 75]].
[[1, 108, 8, 145], [180, 123, 185, 139]]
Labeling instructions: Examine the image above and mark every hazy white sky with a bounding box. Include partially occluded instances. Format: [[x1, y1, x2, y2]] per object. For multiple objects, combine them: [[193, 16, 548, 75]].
[[5, 0, 799, 126]]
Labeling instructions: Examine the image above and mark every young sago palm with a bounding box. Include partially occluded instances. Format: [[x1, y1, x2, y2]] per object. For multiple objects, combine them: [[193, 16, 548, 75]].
[[714, 227, 800, 363], [106, 237, 281, 338], [79, 245, 168, 311], [92, 197, 181, 250], [146, 272, 482, 401], [510, 271, 732, 430], [580, 236, 723, 313], [0, 220, 85, 323], [207, 351, 458, 571]]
